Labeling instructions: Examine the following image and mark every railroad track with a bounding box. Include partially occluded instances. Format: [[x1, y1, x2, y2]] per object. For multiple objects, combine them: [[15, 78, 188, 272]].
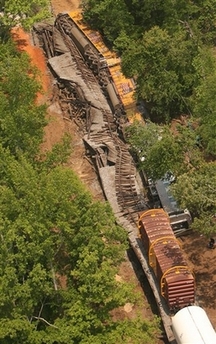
[[114, 137, 143, 225]]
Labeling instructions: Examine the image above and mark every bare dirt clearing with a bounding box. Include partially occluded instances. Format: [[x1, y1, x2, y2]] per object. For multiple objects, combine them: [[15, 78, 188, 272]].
[[181, 233, 216, 326], [51, 0, 81, 15]]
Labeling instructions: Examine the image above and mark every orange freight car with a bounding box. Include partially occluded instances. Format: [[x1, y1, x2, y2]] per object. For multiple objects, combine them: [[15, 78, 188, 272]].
[[138, 208, 195, 311]]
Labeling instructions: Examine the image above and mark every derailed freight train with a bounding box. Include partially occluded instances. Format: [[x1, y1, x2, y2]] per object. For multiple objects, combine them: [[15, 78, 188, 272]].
[[138, 208, 195, 312], [55, 13, 125, 119]]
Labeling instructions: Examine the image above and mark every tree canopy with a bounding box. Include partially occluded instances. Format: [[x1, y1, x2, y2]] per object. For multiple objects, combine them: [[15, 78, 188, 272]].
[[0, 144, 159, 343], [0, 40, 47, 158], [121, 27, 198, 120], [0, 0, 50, 38], [125, 118, 216, 235], [126, 120, 203, 179], [191, 47, 216, 156], [171, 163, 216, 236], [0, 147, 139, 342]]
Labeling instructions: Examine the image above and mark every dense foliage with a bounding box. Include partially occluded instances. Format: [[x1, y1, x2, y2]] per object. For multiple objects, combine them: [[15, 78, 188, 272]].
[[0, 41, 47, 159], [171, 163, 216, 236], [0, 0, 50, 39], [0, 147, 152, 343], [126, 118, 216, 235], [0, 33, 159, 344]]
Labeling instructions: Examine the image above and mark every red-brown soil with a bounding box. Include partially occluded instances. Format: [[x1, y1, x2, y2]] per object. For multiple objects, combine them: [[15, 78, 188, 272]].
[[11, 27, 51, 104], [51, 0, 81, 14], [11, 0, 216, 342], [181, 233, 216, 326]]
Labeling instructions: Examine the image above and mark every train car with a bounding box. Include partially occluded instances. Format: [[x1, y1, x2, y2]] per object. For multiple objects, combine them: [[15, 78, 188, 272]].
[[147, 174, 192, 235], [69, 26, 90, 55], [106, 81, 122, 112], [172, 306, 216, 344], [138, 208, 195, 311]]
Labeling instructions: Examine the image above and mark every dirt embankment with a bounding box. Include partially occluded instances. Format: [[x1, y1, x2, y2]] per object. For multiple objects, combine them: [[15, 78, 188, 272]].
[[51, 0, 81, 15]]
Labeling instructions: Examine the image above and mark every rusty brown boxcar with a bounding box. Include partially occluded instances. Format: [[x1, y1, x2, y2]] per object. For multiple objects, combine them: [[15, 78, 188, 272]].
[[138, 208, 195, 311]]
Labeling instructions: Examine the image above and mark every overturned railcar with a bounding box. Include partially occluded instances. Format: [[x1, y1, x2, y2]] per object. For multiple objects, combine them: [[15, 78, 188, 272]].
[[138, 208, 195, 311], [70, 26, 90, 55]]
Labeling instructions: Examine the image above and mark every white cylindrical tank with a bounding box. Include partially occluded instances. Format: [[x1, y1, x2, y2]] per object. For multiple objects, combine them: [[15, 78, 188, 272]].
[[172, 306, 216, 344]]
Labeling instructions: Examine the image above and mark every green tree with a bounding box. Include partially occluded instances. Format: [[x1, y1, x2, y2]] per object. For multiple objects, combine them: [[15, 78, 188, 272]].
[[171, 162, 216, 235], [53, 315, 159, 344], [126, 117, 206, 181], [121, 27, 198, 120], [145, 134, 184, 179], [83, 0, 134, 43], [123, 0, 165, 31], [39, 133, 73, 170], [126, 120, 186, 180], [118, 0, 215, 44], [189, 0, 216, 44], [175, 122, 204, 169], [0, 146, 160, 343], [0, 0, 49, 39], [0, 40, 47, 159], [191, 47, 216, 156]]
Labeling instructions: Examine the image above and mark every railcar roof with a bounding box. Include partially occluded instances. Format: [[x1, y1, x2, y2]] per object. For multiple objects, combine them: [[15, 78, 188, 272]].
[[155, 179, 179, 214]]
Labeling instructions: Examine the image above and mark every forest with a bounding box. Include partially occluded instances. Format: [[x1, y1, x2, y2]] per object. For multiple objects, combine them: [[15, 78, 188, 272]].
[[0, 0, 215, 342]]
